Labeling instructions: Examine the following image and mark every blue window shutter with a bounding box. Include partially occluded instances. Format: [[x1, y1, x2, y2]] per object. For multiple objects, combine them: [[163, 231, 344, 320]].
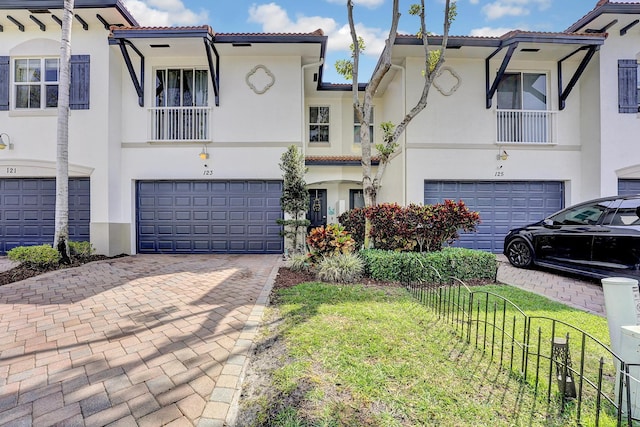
[[70, 55, 90, 110], [618, 59, 638, 113], [0, 56, 9, 111]]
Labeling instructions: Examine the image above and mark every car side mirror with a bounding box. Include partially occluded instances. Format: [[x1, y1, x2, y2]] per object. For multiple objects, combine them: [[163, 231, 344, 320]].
[[543, 218, 554, 227]]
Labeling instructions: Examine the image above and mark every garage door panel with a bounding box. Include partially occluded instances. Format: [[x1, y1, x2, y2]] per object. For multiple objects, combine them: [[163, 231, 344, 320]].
[[0, 178, 90, 254], [157, 197, 173, 206], [619, 180, 640, 195], [425, 180, 563, 253], [136, 180, 283, 254], [175, 211, 191, 220]]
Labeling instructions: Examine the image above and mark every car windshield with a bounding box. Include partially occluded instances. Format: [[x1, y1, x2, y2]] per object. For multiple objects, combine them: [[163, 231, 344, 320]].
[[548, 202, 609, 226]]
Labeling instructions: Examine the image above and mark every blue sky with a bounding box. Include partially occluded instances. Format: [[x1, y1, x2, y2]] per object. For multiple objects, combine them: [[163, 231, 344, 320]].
[[121, 0, 605, 83]]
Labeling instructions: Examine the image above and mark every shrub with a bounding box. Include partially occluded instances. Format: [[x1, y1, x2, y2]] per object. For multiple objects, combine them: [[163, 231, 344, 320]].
[[337, 208, 365, 249], [68, 241, 94, 257], [7, 245, 60, 268], [339, 201, 481, 253], [316, 253, 364, 283], [366, 203, 415, 251], [306, 224, 355, 261], [406, 201, 480, 252], [289, 253, 312, 272], [359, 248, 497, 283]]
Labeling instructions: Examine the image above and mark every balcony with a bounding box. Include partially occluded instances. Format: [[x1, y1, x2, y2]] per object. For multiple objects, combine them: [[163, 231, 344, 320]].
[[496, 109, 557, 144], [149, 106, 211, 142]]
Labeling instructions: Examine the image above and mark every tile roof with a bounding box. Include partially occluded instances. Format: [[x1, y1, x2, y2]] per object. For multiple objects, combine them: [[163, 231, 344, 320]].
[[110, 25, 213, 36], [305, 156, 380, 165], [215, 29, 325, 37]]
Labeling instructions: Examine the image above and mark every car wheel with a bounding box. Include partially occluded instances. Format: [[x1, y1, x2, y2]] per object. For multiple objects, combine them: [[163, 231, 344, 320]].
[[506, 238, 534, 268]]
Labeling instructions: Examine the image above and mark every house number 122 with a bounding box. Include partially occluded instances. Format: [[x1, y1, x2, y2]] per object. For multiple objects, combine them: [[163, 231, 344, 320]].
[[6, 167, 17, 174]]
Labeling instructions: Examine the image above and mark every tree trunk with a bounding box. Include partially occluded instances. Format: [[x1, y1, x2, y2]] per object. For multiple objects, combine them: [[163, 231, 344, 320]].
[[54, 0, 74, 263]]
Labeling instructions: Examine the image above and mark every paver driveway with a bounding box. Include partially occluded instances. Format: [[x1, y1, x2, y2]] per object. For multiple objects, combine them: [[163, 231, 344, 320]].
[[0, 254, 280, 426]]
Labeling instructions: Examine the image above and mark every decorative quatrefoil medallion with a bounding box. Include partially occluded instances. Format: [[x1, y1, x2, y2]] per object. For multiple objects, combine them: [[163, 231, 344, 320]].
[[246, 64, 276, 94], [433, 66, 461, 96]]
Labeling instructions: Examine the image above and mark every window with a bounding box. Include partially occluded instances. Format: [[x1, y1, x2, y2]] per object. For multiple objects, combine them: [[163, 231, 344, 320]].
[[0, 55, 89, 111], [354, 108, 374, 144], [13, 58, 59, 109], [309, 106, 329, 143], [152, 68, 209, 141], [604, 199, 640, 226], [349, 189, 365, 210], [496, 72, 549, 143], [155, 68, 208, 107], [497, 72, 547, 111], [549, 201, 609, 226]]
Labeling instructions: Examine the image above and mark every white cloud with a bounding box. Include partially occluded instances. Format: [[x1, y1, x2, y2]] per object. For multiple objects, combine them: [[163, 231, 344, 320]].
[[469, 26, 518, 36], [325, 0, 385, 8], [248, 3, 387, 57], [469, 0, 480, 4], [248, 3, 338, 33], [122, 0, 208, 26], [482, 0, 551, 20]]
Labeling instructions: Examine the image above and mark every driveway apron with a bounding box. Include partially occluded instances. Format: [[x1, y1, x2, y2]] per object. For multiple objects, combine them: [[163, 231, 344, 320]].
[[0, 254, 280, 426]]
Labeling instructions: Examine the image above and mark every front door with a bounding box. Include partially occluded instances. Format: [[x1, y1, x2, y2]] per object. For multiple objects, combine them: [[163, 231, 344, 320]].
[[307, 189, 327, 230]]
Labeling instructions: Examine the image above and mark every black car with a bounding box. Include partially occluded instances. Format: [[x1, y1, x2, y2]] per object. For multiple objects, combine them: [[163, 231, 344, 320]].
[[504, 195, 640, 280]]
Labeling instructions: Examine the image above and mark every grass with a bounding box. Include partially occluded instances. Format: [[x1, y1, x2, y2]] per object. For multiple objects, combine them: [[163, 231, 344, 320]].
[[244, 281, 616, 427]]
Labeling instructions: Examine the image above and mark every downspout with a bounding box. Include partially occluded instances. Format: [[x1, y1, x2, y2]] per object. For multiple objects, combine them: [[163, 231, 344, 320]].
[[301, 59, 324, 157], [391, 64, 406, 206]]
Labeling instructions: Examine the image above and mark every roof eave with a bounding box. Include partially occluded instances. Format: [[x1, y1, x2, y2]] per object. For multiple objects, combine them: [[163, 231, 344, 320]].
[[567, 3, 640, 33], [0, 0, 137, 26]]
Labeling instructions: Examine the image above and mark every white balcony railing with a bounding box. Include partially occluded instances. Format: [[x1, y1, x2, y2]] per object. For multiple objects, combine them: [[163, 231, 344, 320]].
[[496, 109, 557, 144], [149, 106, 211, 142]]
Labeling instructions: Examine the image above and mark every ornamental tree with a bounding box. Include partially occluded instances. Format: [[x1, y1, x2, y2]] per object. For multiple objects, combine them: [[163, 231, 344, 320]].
[[277, 145, 310, 254], [337, 0, 456, 248]]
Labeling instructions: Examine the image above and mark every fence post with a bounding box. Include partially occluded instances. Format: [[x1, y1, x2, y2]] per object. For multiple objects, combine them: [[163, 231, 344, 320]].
[[552, 336, 576, 408]]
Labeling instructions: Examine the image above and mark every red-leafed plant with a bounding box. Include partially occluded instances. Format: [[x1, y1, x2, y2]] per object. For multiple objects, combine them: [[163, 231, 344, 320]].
[[338, 201, 480, 252], [306, 224, 356, 261]]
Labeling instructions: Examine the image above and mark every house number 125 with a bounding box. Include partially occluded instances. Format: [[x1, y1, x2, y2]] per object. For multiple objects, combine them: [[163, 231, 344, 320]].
[[6, 167, 17, 174]]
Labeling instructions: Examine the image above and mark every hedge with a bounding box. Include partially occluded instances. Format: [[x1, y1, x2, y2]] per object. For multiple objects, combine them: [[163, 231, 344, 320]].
[[360, 247, 497, 283]]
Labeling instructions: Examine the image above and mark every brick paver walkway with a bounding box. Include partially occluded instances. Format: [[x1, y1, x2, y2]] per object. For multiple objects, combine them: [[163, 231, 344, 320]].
[[0, 254, 280, 426], [496, 255, 605, 316]]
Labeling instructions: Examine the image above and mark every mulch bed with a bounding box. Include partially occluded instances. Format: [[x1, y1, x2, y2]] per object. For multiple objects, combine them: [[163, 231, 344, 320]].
[[0, 254, 124, 287]]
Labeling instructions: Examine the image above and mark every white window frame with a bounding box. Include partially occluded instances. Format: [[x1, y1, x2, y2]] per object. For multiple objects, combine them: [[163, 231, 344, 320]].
[[354, 107, 374, 144], [496, 71, 549, 111], [308, 105, 330, 143], [12, 57, 60, 110]]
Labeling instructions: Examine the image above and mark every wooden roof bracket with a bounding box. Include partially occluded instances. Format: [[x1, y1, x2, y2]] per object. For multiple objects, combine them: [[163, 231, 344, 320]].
[[204, 37, 220, 106], [118, 39, 145, 107], [558, 45, 599, 110], [485, 42, 518, 109]]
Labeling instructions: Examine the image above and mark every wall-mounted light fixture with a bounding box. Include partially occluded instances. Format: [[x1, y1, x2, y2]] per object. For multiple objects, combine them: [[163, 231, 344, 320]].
[[0, 133, 13, 150], [199, 145, 209, 160], [496, 148, 508, 161]]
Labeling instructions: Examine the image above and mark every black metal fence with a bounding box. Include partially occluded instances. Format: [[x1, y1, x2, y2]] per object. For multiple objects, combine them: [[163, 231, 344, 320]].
[[402, 261, 640, 426]]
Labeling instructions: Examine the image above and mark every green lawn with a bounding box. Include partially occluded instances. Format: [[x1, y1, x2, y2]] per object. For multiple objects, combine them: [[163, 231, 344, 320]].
[[241, 282, 616, 427]]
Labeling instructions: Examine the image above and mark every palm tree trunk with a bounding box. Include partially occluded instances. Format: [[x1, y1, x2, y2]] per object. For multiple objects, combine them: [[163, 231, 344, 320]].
[[54, 0, 74, 263]]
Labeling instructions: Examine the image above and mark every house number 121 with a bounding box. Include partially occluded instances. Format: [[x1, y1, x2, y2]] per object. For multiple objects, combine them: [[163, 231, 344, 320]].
[[6, 167, 17, 174]]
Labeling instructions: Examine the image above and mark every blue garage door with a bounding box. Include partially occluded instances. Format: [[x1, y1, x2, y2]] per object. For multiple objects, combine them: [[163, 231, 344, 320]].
[[424, 181, 564, 253], [136, 180, 283, 254], [0, 178, 90, 254], [619, 179, 640, 196]]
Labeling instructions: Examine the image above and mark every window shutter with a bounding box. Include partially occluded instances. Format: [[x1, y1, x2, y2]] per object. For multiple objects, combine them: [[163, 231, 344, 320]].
[[618, 59, 638, 113], [0, 56, 9, 111], [70, 55, 90, 110]]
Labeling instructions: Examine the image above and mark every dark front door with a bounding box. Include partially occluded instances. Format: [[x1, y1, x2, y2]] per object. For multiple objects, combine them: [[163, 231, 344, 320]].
[[307, 189, 327, 230]]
